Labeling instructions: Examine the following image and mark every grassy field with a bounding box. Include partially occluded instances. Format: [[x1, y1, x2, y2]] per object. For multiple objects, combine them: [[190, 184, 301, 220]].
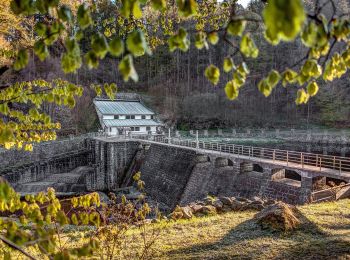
[[2, 199, 350, 259], [135, 199, 350, 260]]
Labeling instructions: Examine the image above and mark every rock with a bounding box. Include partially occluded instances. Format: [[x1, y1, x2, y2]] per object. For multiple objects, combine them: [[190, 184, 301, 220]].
[[328, 181, 336, 187], [191, 204, 204, 214], [169, 206, 184, 220], [264, 199, 277, 206], [201, 205, 217, 215], [181, 206, 193, 219], [221, 205, 232, 213], [230, 199, 245, 211], [212, 199, 223, 210], [235, 197, 250, 202], [219, 196, 233, 206], [252, 196, 264, 203], [241, 202, 265, 211], [254, 201, 302, 231], [204, 197, 215, 205]]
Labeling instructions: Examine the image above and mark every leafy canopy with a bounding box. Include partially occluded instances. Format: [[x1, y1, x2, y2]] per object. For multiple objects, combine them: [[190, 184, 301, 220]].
[[1, 0, 350, 150]]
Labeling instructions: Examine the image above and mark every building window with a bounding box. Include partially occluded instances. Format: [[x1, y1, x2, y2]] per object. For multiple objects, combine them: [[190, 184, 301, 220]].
[[130, 127, 134, 131], [146, 126, 151, 131], [126, 115, 131, 119], [135, 127, 140, 131], [151, 115, 154, 119], [131, 115, 135, 119], [142, 115, 146, 119], [114, 115, 119, 119]]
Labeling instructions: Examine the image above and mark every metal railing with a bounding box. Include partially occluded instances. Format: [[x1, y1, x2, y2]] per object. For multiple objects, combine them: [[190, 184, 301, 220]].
[[136, 136, 350, 174]]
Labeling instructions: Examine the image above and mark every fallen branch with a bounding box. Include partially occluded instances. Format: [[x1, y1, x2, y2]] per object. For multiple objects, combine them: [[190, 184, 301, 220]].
[[0, 235, 36, 260]]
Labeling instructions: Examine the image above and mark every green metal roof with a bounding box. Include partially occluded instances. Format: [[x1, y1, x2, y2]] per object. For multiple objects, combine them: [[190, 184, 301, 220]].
[[103, 119, 162, 127], [94, 99, 155, 115]]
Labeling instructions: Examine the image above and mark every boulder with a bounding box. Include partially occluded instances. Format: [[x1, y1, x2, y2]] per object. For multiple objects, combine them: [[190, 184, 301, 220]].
[[212, 199, 223, 210], [182, 206, 193, 219], [201, 205, 217, 215], [254, 202, 302, 231], [236, 197, 250, 202], [191, 204, 204, 214], [241, 202, 265, 211], [204, 197, 215, 205], [230, 199, 245, 211], [169, 206, 184, 220], [218, 196, 232, 206]]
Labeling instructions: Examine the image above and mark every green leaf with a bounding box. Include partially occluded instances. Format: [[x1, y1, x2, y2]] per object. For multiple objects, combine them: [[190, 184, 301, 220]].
[[118, 54, 139, 82], [225, 80, 239, 100], [194, 32, 208, 50], [301, 21, 328, 48], [263, 0, 306, 45], [85, 51, 99, 69], [295, 88, 309, 105], [91, 33, 109, 59], [204, 65, 220, 85], [0, 127, 14, 143], [176, 0, 197, 17], [61, 39, 82, 73], [281, 69, 298, 86], [306, 81, 319, 97], [301, 59, 322, 78], [121, 0, 142, 19], [109, 38, 124, 57], [151, 0, 166, 11], [77, 4, 92, 30], [233, 72, 245, 87], [126, 30, 150, 57], [223, 57, 235, 73], [236, 62, 249, 77], [227, 19, 246, 36], [58, 5, 73, 23], [10, 0, 35, 15], [266, 70, 281, 88], [34, 41, 49, 61], [168, 28, 190, 52], [35, 23, 47, 37], [240, 34, 259, 58], [207, 32, 219, 45], [258, 79, 273, 97], [13, 49, 28, 71]]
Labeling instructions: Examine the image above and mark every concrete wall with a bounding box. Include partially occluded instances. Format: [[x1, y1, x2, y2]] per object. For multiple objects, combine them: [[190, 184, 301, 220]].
[[1, 150, 94, 187], [0, 136, 88, 169]]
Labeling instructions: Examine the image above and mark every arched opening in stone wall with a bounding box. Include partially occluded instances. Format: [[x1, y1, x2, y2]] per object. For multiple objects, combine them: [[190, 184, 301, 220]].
[[253, 164, 263, 173], [227, 158, 234, 166], [313, 176, 348, 191], [271, 168, 301, 187], [215, 157, 228, 168]]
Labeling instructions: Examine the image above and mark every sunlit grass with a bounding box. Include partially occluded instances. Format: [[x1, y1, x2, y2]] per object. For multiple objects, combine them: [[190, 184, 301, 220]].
[[1, 200, 350, 259]]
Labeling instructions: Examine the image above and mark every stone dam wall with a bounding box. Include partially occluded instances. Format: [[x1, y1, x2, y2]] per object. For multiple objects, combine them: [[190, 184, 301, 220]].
[[136, 144, 309, 209], [2, 137, 348, 208]]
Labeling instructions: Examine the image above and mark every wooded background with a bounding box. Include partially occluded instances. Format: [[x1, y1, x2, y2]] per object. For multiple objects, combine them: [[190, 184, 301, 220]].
[[1, 0, 349, 134]]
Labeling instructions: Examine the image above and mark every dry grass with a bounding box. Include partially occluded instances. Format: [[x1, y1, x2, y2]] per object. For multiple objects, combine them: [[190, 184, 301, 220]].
[[2, 199, 350, 259], [141, 199, 350, 260]]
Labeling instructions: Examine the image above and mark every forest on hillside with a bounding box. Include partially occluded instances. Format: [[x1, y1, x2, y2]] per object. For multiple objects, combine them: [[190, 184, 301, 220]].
[[1, 0, 350, 135]]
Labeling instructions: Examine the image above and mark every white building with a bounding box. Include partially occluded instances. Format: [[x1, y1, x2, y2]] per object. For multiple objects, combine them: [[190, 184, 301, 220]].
[[93, 98, 163, 136]]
